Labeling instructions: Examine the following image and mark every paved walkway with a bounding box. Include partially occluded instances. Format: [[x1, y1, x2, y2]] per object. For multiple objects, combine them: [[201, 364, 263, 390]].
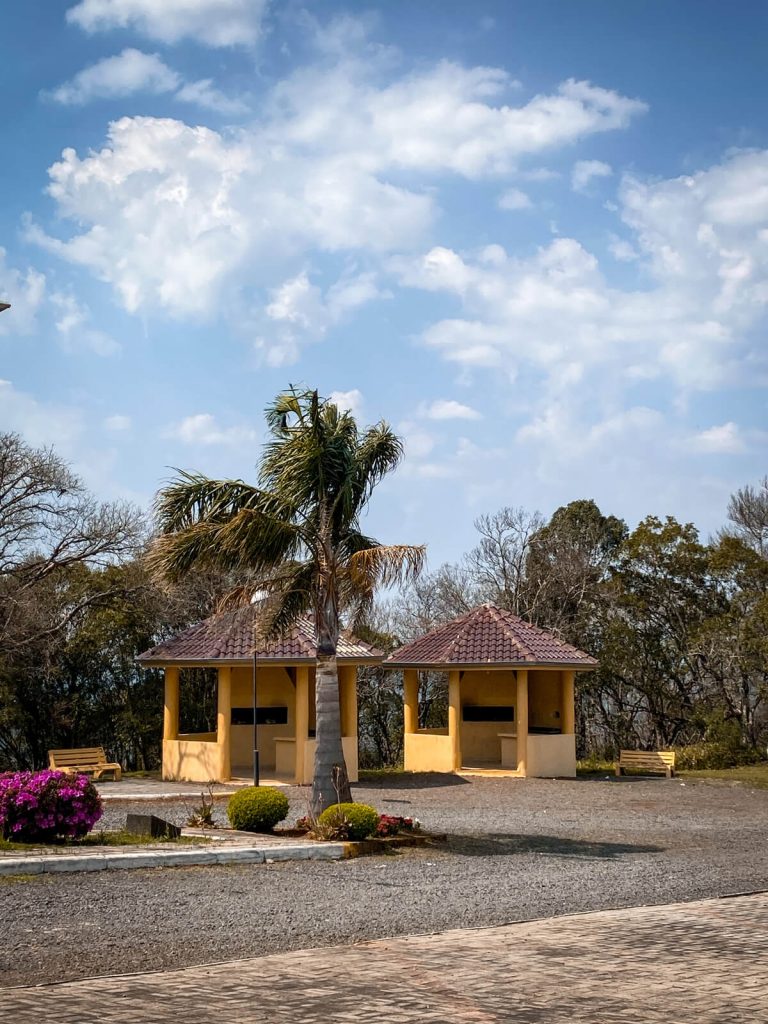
[[0, 825, 346, 874], [5, 893, 767, 1022], [95, 778, 254, 800]]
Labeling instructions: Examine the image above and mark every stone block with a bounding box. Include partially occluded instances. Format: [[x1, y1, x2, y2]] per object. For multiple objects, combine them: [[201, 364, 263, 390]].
[[125, 813, 181, 839]]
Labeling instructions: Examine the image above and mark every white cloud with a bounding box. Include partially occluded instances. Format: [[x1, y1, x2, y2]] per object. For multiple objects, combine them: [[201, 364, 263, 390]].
[[271, 66, 646, 179], [692, 422, 746, 454], [572, 159, 612, 192], [66, 0, 268, 47], [31, 56, 645, 341], [0, 251, 45, 336], [165, 413, 257, 446], [498, 188, 532, 211], [175, 79, 248, 116], [31, 113, 428, 319], [48, 49, 179, 105], [256, 269, 388, 365], [519, 167, 560, 182], [328, 389, 364, 419], [399, 149, 768, 398], [421, 399, 482, 421], [0, 380, 83, 447], [404, 430, 436, 460], [49, 48, 247, 114], [608, 235, 638, 262], [104, 414, 131, 432], [51, 292, 121, 356], [391, 147, 768, 504]]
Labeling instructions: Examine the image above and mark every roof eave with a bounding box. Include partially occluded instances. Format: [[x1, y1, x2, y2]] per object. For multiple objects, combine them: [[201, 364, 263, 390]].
[[383, 660, 599, 672], [137, 655, 384, 668]]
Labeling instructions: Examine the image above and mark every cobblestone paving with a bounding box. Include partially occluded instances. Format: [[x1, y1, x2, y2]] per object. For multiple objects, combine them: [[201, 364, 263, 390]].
[[5, 892, 767, 1023]]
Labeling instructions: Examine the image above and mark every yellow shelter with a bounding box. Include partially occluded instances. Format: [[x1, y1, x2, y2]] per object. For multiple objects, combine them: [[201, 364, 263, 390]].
[[138, 608, 382, 784], [386, 604, 597, 778]]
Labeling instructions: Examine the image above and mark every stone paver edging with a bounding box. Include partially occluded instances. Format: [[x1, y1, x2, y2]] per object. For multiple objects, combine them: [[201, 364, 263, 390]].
[[4, 893, 767, 1022], [0, 841, 346, 875]]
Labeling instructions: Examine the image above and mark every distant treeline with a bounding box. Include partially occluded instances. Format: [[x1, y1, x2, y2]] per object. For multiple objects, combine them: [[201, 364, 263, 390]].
[[0, 430, 766, 771]]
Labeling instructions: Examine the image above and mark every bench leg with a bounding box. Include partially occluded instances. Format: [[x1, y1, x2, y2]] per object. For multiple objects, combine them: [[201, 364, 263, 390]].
[[615, 765, 623, 777]]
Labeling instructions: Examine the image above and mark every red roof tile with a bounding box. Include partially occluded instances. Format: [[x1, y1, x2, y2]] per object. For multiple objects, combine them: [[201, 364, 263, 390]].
[[137, 607, 382, 665], [386, 604, 597, 669]]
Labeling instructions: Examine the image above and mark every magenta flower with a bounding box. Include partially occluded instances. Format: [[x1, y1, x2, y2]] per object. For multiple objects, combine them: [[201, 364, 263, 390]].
[[0, 769, 103, 843]]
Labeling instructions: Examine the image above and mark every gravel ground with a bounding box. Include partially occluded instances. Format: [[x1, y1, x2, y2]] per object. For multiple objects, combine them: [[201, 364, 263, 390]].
[[3, 774, 768, 987]]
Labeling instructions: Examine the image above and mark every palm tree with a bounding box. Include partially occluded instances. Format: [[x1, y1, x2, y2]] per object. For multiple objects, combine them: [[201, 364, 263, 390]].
[[149, 387, 424, 811]]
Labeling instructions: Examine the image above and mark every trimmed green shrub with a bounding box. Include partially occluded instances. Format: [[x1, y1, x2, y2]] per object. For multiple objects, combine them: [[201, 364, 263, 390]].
[[317, 802, 379, 841], [227, 787, 289, 833]]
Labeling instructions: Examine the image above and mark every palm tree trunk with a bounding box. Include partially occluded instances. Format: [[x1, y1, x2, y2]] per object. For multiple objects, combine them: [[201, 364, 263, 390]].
[[311, 650, 352, 812]]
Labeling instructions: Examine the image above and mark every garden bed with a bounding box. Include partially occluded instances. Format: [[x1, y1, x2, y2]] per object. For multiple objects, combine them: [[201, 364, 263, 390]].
[[343, 831, 448, 857]]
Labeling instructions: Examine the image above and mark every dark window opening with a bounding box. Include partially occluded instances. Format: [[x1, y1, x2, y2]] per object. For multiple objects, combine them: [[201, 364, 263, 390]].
[[462, 705, 515, 723], [231, 707, 289, 726]]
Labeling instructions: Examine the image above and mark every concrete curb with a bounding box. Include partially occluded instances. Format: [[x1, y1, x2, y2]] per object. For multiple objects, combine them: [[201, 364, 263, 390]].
[[0, 842, 347, 876]]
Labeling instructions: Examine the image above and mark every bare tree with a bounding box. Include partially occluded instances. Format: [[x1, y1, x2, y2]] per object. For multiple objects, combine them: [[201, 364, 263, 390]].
[[464, 506, 545, 614], [723, 476, 768, 556], [0, 432, 143, 650]]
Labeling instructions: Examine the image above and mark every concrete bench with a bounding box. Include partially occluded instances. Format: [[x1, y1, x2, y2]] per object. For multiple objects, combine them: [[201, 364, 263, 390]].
[[48, 747, 122, 781], [615, 749, 675, 779]]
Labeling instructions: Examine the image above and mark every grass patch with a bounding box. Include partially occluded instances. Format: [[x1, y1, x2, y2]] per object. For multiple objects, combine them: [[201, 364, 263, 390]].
[[577, 759, 615, 776], [0, 829, 210, 852], [122, 769, 162, 780], [359, 768, 408, 782], [679, 763, 768, 789], [0, 873, 45, 884]]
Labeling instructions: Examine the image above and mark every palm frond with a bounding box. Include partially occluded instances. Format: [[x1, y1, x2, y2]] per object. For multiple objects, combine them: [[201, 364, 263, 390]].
[[154, 473, 262, 532], [262, 560, 316, 639], [348, 423, 404, 517], [348, 543, 426, 589]]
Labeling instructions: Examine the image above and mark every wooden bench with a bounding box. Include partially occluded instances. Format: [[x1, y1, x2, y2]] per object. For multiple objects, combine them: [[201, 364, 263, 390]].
[[48, 747, 122, 782], [615, 749, 675, 778]]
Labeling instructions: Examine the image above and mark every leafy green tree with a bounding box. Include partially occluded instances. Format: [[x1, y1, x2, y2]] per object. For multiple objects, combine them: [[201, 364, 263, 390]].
[[700, 536, 768, 746], [525, 498, 626, 640], [596, 516, 714, 748], [150, 388, 424, 811]]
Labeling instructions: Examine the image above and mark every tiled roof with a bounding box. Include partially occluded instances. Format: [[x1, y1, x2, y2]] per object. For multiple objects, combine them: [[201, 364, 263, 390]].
[[137, 607, 383, 665], [386, 604, 597, 669]]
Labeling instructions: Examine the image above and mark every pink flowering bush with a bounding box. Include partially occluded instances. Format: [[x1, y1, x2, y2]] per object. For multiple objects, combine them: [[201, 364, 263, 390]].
[[0, 770, 103, 842], [375, 814, 418, 837]]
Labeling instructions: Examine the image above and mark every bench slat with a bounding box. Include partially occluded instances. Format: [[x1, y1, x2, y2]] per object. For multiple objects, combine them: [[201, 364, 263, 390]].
[[48, 747, 122, 781], [616, 749, 675, 777]]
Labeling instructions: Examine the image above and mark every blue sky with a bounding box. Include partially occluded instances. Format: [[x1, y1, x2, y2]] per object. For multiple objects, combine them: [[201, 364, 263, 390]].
[[1, 0, 767, 567]]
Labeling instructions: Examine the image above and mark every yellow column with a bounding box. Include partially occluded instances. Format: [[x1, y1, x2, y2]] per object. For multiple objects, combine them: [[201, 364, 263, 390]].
[[216, 666, 232, 782], [163, 666, 179, 741], [294, 667, 309, 784], [561, 670, 576, 734], [403, 669, 419, 734], [339, 665, 358, 738], [448, 670, 461, 772], [516, 669, 528, 777]]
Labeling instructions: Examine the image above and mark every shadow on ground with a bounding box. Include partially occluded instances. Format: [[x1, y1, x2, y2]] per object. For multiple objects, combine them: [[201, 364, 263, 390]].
[[447, 833, 664, 859], [356, 772, 471, 790]]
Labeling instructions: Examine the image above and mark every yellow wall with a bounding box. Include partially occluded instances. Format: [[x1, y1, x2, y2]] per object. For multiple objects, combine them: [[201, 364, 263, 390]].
[[163, 737, 222, 782], [528, 670, 563, 730], [163, 662, 363, 782], [403, 667, 575, 776], [528, 734, 576, 777], [459, 670, 516, 765], [404, 731, 454, 773], [230, 666, 295, 770]]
